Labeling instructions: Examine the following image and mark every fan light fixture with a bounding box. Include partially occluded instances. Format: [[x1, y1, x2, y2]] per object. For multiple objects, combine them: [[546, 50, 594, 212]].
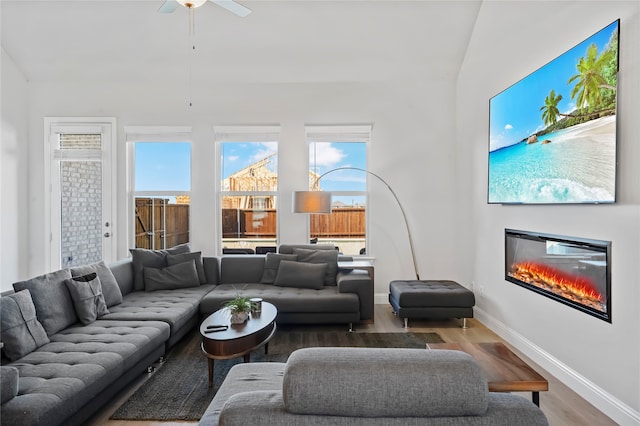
[[176, 0, 207, 8], [292, 167, 420, 280]]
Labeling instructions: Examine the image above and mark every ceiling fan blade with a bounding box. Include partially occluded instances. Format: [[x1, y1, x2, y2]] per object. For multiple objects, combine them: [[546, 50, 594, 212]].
[[158, 0, 180, 13], [210, 0, 252, 17]]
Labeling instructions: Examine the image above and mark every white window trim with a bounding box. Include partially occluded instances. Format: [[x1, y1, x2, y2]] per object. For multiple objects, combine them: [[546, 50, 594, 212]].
[[305, 124, 371, 256], [125, 126, 193, 250], [214, 126, 281, 254]]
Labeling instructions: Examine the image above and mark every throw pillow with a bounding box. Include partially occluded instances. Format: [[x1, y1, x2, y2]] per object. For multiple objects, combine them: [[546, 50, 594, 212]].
[[13, 269, 76, 336], [0, 290, 50, 361], [166, 251, 206, 284], [144, 259, 200, 292], [274, 260, 327, 290], [130, 243, 191, 291], [65, 272, 110, 325], [292, 248, 339, 286], [0, 366, 19, 403], [260, 253, 298, 284], [70, 260, 123, 307]]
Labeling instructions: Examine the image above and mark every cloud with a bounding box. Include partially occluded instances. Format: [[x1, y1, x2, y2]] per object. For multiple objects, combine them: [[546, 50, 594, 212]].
[[505, 124, 513, 130], [249, 142, 277, 164], [309, 143, 346, 168]]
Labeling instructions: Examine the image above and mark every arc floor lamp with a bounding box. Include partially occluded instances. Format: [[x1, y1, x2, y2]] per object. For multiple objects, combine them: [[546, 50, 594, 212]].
[[292, 167, 420, 280]]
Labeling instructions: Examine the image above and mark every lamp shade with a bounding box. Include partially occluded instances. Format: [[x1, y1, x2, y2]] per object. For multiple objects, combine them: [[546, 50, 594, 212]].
[[292, 191, 332, 214]]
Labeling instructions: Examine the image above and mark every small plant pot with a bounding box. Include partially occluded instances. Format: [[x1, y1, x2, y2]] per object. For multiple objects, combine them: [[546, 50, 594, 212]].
[[230, 310, 249, 324]]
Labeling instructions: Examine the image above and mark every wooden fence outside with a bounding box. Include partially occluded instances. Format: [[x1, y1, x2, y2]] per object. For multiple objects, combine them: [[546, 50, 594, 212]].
[[222, 207, 366, 238], [135, 198, 190, 249], [136, 200, 365, 247]]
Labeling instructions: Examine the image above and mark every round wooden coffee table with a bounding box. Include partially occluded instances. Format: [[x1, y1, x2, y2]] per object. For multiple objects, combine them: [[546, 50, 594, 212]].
[[200, 302, 277, 388]]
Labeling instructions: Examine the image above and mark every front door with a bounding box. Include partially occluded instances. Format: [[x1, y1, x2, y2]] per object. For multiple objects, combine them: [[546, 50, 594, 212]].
[[47, 119, 116, 269]]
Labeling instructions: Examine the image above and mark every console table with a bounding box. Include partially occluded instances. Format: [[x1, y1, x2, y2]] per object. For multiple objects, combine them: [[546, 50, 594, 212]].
[[338, 260, 374, 324], [426, 342, 548, 406]]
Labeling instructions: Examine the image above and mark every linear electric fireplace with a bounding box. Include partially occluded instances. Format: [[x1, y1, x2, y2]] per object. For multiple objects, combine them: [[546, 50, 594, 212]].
[[505, 229, 611, 322]]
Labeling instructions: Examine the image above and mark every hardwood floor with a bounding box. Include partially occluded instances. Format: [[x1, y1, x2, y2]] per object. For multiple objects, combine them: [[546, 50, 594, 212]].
[[87, 305, 617, 426]]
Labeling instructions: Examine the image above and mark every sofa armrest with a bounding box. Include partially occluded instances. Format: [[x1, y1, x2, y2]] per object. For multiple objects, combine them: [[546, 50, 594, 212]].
[[337, 270, 373, 322]]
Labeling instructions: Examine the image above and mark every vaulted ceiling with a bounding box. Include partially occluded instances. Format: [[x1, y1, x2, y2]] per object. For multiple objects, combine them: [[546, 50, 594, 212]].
[[1, 1, 482, 85]]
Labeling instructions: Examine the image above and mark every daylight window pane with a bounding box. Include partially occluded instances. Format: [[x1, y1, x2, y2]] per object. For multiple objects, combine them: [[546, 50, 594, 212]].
[[308, 141, 367, 255], [221, 195, 277, 252], [135, 142, 191, 191], [221, 142, 278, 191], [134, 196, 190, 250], [59, 134, 102, 150], [308, 142, 366, 191]]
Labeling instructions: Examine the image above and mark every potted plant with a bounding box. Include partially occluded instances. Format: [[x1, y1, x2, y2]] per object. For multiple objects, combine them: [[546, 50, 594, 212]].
[[224, 295, 253, 324]]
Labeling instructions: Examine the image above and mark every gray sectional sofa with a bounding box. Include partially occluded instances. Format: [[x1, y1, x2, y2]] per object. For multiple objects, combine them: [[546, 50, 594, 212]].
[[0, 244, 373, 426], [200, 347, 549, 425]]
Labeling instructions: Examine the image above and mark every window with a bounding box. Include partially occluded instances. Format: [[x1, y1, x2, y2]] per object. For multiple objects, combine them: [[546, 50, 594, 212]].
[[306, 126, 370, 256], [126, 127, 192, 250], [215, 126, 280, 254]]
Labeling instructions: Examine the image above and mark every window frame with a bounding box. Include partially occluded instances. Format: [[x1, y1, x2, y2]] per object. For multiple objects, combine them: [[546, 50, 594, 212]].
[[214, 126, 281, 254], [305, 125, 371, 256], [125, 126, 193, 250]]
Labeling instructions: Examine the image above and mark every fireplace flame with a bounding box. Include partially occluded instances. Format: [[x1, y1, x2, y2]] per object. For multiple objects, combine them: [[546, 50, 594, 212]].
[[510, 262, 605, 312]]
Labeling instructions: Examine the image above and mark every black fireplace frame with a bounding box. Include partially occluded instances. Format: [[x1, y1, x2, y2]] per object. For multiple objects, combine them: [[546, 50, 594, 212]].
[[505, 229, 612, 323]]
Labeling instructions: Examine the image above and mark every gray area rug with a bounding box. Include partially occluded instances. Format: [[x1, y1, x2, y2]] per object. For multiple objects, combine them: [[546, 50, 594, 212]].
[[110, 327, 444, 421]]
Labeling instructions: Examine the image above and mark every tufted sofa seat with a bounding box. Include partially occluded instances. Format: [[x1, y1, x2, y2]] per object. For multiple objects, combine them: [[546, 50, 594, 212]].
[[104, 285, 215, 347], [1, 320, 169, 426]]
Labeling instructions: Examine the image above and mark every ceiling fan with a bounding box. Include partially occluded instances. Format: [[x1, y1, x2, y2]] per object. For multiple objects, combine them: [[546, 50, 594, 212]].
[[158, 0, 251, 18]]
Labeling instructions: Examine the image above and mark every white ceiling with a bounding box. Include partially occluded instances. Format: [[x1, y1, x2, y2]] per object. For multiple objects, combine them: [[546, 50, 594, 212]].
[[1, 0, 482, 85]]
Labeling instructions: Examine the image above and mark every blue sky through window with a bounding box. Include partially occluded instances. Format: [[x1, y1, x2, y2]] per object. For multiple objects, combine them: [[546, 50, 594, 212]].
[[135, 142, 191, 191], [222, 142, 278, 181]]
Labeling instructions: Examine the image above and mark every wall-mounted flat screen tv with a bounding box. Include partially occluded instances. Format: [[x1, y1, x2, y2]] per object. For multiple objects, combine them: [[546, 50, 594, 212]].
[[488, 20, 619, 204]]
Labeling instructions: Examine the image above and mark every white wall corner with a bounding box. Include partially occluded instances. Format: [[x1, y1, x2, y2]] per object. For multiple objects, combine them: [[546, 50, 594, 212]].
[[474, 307, 640, 426]]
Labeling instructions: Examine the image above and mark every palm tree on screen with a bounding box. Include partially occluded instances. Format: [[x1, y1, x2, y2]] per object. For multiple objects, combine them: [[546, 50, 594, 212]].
[[540, 90, 563, 126], [567, 43, 615, 110]]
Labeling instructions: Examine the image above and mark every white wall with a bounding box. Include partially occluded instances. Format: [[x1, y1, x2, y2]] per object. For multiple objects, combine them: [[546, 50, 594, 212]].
[[457, 1, 640, 424], [1, 48, 30, 292], [23, 71, 461, 300]]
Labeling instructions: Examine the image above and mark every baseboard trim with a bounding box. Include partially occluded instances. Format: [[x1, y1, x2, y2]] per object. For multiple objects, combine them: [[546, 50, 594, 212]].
[[474, 307, 640, 426], [375, 293, 388, 305]]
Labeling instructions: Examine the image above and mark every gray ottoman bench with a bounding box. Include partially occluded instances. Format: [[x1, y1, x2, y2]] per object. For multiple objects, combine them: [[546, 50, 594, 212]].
[[389, 280, 475, 328]]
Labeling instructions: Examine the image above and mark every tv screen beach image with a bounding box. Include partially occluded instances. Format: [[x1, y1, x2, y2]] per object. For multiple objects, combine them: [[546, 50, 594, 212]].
[[488, 20, 619, 204]]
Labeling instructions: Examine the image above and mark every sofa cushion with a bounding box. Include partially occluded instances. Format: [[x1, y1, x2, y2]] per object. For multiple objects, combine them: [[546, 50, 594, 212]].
[[70, 260, 123, 307], [103, 285, 215, 335], [129, 243, 191, 291], [166, 251, 206, 284], [219, 256, 266, 284], [200, 362, 285, 426], [292, 248, 339, 286], [13, 269, 77, 336], [199, 283, 359, 316], [1, 320, 169, 426], [144, 260, 200, 292], [283, 347, 489, 417], [65, 272, 110, 325], [260, 253, 297, 284], [274, 260, 326, 290], [0, 366, 19, 404], [0, 290, 50, 361]]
